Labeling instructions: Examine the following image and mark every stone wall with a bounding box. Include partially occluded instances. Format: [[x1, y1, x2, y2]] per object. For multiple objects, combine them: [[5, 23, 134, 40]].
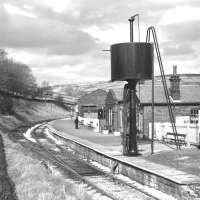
[[50, 127, 200, 200]]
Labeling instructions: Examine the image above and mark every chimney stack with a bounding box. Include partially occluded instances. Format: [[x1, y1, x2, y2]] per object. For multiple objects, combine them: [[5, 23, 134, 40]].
[[173, 65, 177, 75], [169, 65, 181, 100]]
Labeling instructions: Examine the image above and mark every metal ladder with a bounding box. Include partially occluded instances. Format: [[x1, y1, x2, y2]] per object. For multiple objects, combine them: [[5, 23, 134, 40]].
[[146, 26, 181, 150]]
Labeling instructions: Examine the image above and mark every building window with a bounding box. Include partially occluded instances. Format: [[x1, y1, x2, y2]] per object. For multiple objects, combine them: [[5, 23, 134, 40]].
[[190, 109, 198, 124]]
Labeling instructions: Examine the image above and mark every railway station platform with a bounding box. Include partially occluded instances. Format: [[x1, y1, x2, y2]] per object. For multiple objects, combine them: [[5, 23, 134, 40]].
[[49, 118, 200, 200], [51, 118, 175, 156]]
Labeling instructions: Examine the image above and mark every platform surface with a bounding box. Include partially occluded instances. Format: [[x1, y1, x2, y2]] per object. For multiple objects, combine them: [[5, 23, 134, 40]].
[[51, 118, 200, 184]]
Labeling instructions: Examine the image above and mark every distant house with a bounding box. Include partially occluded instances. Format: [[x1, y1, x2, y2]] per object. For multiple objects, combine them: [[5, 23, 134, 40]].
[[78, 89, 107, 119]]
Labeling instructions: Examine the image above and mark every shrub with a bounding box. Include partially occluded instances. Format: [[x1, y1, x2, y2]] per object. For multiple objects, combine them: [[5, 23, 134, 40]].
[[0, 96, 13, 114]]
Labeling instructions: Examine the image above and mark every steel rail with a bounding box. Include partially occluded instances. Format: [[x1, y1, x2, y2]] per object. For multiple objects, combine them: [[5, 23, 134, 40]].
[[45, 125, 168, 200], [22, 135, 116, 200], [30, 125, 120, 200], [17, 123, 168, 200]]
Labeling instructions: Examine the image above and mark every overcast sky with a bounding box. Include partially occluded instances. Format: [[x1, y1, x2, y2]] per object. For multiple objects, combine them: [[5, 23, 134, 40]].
[[1, 0, 200, 85]]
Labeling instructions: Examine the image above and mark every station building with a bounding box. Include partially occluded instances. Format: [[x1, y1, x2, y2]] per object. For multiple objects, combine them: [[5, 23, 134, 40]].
[[104, 88, 123, 133], [77, 66, 200, 142], [104, 66, 200, 139], [140, 66, 200, 139], [104, 88, 141, 135], [78, 89, 107, 119]]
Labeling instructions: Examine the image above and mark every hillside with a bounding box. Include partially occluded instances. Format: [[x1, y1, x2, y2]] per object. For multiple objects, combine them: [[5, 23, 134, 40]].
[[52, 74, 200, 97], [0, 94, 68, 132], [0, 94, 87, 200]]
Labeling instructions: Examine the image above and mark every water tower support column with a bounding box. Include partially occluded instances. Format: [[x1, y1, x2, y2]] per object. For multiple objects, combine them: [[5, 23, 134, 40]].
[[128, 80, 138, 154], [128, 15, 138, 155]]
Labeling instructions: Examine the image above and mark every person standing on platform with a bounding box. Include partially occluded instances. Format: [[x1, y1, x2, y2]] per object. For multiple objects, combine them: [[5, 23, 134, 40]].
[[75, 117, 79, 129]]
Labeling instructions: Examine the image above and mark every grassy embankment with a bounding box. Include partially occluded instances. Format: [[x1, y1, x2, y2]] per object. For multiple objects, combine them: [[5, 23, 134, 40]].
[[0, 96, 93, 200], [3, 135, 92, 200], [0, 97, 68, 131]]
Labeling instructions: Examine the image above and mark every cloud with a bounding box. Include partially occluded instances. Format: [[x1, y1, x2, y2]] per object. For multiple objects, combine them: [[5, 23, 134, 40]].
[[8, 0, 160, 27], [31, 58, 110, 84], [160, 6, 200, 25], [1, 0, 200, 84], [1, 4, 101, 55], [33, 67, 80, 84], [161, 20, 200, 43], [4, 3, 37, 18], [163, 43, 195, 57]]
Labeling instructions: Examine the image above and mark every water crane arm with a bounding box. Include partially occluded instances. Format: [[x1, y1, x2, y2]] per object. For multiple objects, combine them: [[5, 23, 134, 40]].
[[129, 14, 140, 42]]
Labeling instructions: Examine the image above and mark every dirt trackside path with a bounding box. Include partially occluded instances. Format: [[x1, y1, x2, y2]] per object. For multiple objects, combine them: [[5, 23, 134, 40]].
[[0, 134, 18, 200]]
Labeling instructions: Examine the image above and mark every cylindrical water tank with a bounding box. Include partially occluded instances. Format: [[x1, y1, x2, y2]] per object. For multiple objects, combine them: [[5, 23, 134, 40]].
[[111, 42, 153, 81]]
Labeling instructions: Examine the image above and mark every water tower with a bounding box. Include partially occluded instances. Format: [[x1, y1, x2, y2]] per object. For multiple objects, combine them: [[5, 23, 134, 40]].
[[111, 15, 154, 155]]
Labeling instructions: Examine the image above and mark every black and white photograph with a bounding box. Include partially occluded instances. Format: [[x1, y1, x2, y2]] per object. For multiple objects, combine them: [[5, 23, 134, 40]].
[[0, 0, 200, 199]]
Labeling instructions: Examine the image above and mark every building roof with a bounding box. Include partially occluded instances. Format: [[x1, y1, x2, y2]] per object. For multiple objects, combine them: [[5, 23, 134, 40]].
[[106, 87, 141, 106], [77, 74, 200, 106], [109, 88, 124, 102], [105, 81, 200, 105], [105, 89, 118, 107], [139, 84, 200, 103], [78, 89, 107, 108]]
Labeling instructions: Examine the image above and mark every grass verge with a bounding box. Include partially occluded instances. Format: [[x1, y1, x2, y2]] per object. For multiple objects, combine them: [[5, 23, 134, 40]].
[[145, 148, 200, 176], [3, 134, 93, 200]]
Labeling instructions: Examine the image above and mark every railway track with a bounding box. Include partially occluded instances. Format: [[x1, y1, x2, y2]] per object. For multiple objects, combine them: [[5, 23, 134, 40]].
[[19, 123, 174, 200]]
